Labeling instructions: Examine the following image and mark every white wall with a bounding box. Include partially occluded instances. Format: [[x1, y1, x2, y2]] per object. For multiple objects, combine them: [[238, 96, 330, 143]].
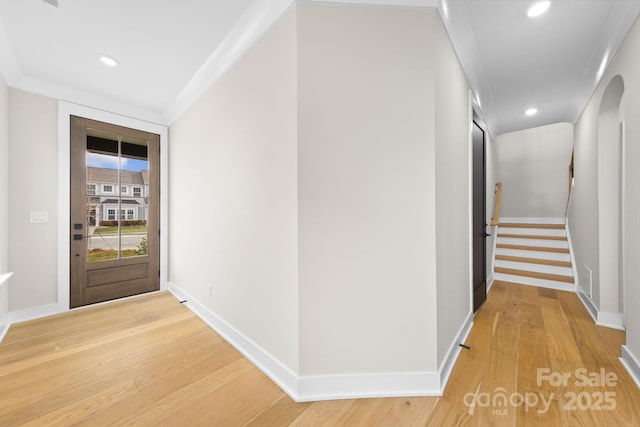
[[485, 130, 500, 278], [597, 77, 624, 317], [169, 6, 299, 373], [569, 15, 640, 357], [1, 83, 167, 329], [571, 100, 600, 305], [297, 4, 439, 376], [0, 76, 8, 324], [0, 1, 481, 397], [496, 123, 574, 219], [433, 13, 472, 366], [8, 89, 58, 311], [171, 3, 474, 390], [619, 17, 640, 370]]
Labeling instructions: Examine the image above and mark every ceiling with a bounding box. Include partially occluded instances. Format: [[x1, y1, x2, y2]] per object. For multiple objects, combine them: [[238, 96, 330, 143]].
[[0, 0, 638, 136], [442, 0, 640, 136]]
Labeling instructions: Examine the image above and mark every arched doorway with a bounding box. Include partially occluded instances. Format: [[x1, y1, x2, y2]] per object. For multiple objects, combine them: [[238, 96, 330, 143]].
[[597, 74, 625, 328]]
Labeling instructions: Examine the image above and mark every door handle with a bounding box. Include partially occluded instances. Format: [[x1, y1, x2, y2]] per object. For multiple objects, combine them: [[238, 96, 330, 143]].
[[482, 232, 492, 237]]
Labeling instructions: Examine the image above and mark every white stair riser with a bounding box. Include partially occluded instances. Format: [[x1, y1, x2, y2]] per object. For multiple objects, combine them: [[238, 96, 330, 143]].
[[494, 260, 573, 277], [499, 217, 565, 225], [494, 273, 575, 292], [498, 227, 566, 237], [495, 248, 571, 262], [497, 237, 568, 249]]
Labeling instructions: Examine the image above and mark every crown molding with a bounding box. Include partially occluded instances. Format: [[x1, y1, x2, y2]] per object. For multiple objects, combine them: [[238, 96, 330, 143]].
[[163, 0, 441, 124], [163, 0, 297, 124], [299, 0, 439, 6], [0, 0, 441, 126]]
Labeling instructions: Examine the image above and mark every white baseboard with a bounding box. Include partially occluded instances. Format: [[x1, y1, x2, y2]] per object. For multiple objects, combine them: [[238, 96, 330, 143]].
[[0, 313, 10, 343], [299, 312, 473, 402], [564, 224, 580, 292], [168, 282, 299, 400], [499, 217, 565, 225], [297, 371, 441, 402], [170, 281, 466, 402], [0, 272, 13, 343], [10, 303, 60, 325], [620, 345, 640, 390], [0, 302, 62, 344], [438, 312, 473, 391], [576, 286, 598, 322], [487, 272, 495, 291], [575, 287, 625, 331], [597, 311, 625, 331]]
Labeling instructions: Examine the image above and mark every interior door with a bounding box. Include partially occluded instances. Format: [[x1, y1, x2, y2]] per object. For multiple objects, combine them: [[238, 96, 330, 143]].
[[70, 116, 160, 308], [472, 119, 487, 312]]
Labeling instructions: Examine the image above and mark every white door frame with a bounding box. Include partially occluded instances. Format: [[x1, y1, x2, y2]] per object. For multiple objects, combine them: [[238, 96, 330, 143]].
[[619, 120, 626, 328], [57, 102, 169, 312]]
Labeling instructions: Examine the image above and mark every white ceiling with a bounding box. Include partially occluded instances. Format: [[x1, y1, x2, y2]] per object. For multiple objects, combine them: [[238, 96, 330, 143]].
[[0, 0, 637, 135], [443, 0, 640, 136]]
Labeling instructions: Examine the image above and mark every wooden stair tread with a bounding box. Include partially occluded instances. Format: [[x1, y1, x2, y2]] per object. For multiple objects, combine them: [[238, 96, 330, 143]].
[[495, 267, 574, 283], [497, 233, 567, 241], [495, 255, 572, 268], [499, 223, 565, 229], [496, 243, 570, 254]]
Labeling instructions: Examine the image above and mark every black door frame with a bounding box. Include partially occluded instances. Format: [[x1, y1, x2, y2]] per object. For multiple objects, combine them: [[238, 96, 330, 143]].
[[472, 116, 487, 312]]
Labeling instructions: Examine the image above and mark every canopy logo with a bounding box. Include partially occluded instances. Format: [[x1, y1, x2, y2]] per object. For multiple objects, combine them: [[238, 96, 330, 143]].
[[463, 368, 618, 416], [463, 385, 553, 416]]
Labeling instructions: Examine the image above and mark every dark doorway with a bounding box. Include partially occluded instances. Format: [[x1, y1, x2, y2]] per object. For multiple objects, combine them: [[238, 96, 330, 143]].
[[472, 118, 487, 312]]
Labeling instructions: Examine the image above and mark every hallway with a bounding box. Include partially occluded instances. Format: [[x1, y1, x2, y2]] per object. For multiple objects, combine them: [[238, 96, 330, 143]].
[[442, 281, 639, 425], [1, 282, 638, 425], [2, 0, 640, 406]]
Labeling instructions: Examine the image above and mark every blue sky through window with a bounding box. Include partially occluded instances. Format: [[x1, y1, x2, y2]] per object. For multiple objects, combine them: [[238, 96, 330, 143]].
[[87, 153, 148, 172]]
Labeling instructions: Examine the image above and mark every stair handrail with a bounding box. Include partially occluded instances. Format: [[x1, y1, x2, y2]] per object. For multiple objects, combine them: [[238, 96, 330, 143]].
[[490, 182, 502, 226], [565, 153, 574, 218]]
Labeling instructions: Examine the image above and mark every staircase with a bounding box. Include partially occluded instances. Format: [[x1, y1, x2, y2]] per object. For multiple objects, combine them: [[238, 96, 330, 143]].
[[493, 222, 576, 291]]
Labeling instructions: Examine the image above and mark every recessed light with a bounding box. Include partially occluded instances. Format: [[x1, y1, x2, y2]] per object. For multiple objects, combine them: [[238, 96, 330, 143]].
[[441, 0, 449, 19], [527, 1, 551, 18], [525, 108, 538, 116], [99, 55, 118, 67]]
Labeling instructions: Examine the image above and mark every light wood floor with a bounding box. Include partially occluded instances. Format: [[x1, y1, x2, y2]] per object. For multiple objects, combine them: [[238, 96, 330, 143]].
[[1, 281, 639, 426]]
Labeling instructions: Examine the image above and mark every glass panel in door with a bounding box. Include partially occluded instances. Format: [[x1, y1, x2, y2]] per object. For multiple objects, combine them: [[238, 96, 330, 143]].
[[85, 129, 149, 262]]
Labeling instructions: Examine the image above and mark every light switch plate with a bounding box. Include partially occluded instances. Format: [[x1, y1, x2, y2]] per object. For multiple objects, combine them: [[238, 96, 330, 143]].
[[30, 211, 48, 223]]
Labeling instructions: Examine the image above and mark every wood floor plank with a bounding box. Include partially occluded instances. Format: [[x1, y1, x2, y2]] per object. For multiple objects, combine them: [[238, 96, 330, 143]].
[[1, 292, 176, 346], [0, 317, 214, 424], [496, 243, 570, 253], [289, 399, 357, 426], [1, 287, 639, 426], [333, 397, 439, 426], [22, 378, 139, 427], [245, 395, 312, 427]]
